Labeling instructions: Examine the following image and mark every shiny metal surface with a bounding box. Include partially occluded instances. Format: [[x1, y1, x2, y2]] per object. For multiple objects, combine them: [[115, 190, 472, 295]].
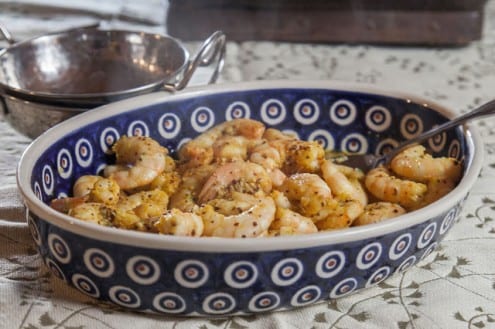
[[164, 30, 226, 92], [0, 28, 189, 105], [340, 98, 495, 171], [0, 26, 226, 138], [1, 95, 79, 139], [0, 25, 14, 45]]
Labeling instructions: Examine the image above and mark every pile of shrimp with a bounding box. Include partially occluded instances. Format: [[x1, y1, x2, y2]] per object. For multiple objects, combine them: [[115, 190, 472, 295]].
[[50, 118, 462, 238]]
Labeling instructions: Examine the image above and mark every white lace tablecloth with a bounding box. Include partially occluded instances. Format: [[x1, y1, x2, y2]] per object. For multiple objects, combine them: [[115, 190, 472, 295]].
[[1, 1, 495, 329]]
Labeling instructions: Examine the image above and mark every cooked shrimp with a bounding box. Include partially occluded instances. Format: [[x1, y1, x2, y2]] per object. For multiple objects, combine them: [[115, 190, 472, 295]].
[[391, 145, 462, 183], [87, 177, 120, 206], [278, 173, 332, 221], [50, 196, 87, 213], [68, 203, 113, 226], [249, 140, 284, 170], [329, 161, 365, 181], [269, 208, 318, 236], [268, 190, 318, 236], [51, 176, 120, 212], [314, 198, 364, 230], [117, 189, 169, 220], [212, 135, 254, 163], [321, 160, 368, 206], [283, 140, 325, 174], [365, 166, 427, 209], [248, 127, 323, 176], [271, 189, 292, 207], [413, 178, 458, 210], [128, 155, 181, 196], [206, 192, 255, 216], [53, 118, 461, 235], [110, 208, 144, 230], [109, 189, 168, 231], [199, 193, 276, 238], [169, 164, 217, 212], [50, 175, 96, 213], [109, 189, 169, 231], [145, 170, 181, 196], [278, 171, 362, 228], [249, 140, 288, 187], [353, 202, 406, 226], [197, 161, 272, 204], [264, 128, 296, 141], [104, 135, 168, 190], [178, 119, 265, 167], [269, 168, 287, 188], [73, 175, 101, 197], [154, 208, 204, 237], [251, 129, 297, 182]]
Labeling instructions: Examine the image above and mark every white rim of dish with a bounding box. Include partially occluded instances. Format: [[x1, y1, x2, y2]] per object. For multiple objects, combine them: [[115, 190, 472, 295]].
[[16, 80, 484, 252]]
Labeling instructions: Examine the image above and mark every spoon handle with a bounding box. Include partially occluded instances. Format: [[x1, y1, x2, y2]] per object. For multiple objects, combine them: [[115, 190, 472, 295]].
[[381, 99, 495, 163], [412, 99, 495, 143]]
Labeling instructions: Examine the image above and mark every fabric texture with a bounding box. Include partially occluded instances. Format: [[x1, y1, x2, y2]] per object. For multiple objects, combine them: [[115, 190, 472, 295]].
[[1, 1, 495, 328]]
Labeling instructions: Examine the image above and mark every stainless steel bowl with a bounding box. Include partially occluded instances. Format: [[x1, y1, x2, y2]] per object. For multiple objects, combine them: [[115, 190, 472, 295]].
[[0, 25, 226, 138]]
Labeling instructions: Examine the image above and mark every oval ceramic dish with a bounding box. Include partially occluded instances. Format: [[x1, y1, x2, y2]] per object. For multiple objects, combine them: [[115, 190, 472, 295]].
[[17, 81, 483, 316]]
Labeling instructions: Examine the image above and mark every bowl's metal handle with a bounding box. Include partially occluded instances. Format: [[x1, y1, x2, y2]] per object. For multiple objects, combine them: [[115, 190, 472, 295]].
[[164, 31, 226, 92], [0, 24, 15, 45], [0, 22, 100, 46]]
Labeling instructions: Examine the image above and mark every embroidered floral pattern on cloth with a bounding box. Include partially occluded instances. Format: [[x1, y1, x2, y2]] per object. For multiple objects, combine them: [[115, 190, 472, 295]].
[[1, 1, 495, 328]]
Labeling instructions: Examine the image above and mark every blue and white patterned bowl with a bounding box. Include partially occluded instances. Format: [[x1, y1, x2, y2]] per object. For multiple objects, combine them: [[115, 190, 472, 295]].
[[17, 80, 482, 316]]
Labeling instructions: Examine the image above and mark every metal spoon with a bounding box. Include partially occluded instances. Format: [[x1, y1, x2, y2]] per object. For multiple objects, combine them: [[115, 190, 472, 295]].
[[336, 99, 495, 171]]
